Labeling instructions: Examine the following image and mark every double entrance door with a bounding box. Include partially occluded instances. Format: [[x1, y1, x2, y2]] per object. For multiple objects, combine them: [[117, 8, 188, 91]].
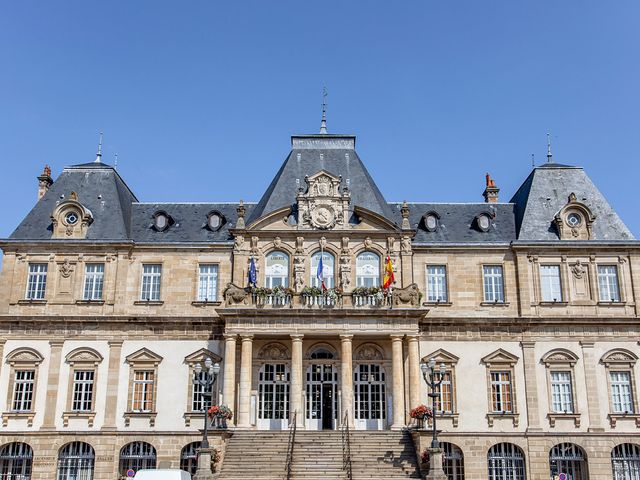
[[305, 364, 338, 430]]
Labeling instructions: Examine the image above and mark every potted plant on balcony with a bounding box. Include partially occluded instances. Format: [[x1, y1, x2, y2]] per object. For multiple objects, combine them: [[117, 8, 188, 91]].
[[410, 404, 433, 430], [208, 405, 233, 429], [301, 286, 323, 297]]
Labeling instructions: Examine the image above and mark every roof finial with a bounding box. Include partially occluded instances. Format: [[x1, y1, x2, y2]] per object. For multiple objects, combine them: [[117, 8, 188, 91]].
[[531, 153, 535, 168], [114, 152, 118, 170], [546, 133, 553, 163], [319, 86, 328, 134], [94, 132, 103, 163]]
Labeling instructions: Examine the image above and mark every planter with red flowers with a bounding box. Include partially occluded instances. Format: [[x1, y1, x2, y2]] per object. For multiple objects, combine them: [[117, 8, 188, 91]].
[[410, 404, 433, 430], [207, 405, 233, 429]]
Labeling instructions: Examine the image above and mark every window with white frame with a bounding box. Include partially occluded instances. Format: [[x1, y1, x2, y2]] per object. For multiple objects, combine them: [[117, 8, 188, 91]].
[[197, 264, 219, 301], [310, 251, 335, 289], [71, 370, 95, 412], [191, 370, 212, 412], [540, 265, 562, 302], [356, 252, 380, 287], [550, 371, 574, 413], [83, 264, 104, 300], [598, 265, 621, 302], [140, 264, 162, 301], [483, 265, 504, 302], [611, 371, 634, 414], [12, 370, 35, 412], [26, 263, 47, 300], [265, 251, 289, 288], [434, 371, 454, 414], [131, 371, 155, 412], [490, 371, 513, 413], [426, 265, 448, 302]]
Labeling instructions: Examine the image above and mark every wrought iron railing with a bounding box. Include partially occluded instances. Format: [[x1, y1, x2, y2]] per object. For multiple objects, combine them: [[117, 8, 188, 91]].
[[341, 411, 353, 480], [284, 411, 297, 480]]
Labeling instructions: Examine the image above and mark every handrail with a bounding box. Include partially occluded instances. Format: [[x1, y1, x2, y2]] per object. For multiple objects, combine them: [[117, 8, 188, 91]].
[[341, 411, 353, 480], [284, 411, 297, 480]]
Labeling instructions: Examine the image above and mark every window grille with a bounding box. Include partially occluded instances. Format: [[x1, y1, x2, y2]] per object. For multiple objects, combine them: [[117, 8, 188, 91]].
[[550, 443, 588, 480], [12, 370, 35, 412], [180, 442, 201, 476], [310, 252, 335, 288], [71, 370, 94, 412], [598, 265, 621, 302], [540, 265, 562, 302], [356, 252, 380, 287], [487, 443, 525, 480], [483, 265, 504, 302], [119, 442, 157, 477], [550, 371, 574, 413], [611, 371, 634, 413], [490, 371, 513, 413], [426, 265, 448, 302], [83, 264, 104, 300], [0, 442, 33, 480], [612, 443, 640, 480], [265, 252, 289, 288], [140, 264, 162, 301], [26, 264, 47, 300], [197, 264, 218, 301], [132, 370, 155, 412], [56, 442, 94, 480]]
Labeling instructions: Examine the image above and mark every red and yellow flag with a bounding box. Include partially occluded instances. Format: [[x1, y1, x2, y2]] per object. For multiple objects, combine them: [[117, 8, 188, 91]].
[[383, 255, 395, 290]]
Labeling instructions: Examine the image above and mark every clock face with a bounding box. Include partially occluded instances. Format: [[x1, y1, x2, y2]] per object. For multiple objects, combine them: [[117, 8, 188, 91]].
[[567, 212, 582, 227]]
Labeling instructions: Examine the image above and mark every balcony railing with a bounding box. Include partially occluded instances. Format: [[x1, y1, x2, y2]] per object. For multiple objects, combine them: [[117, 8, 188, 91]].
[[351, 294, 390, 308], [301, 294, 341, 308], [253, 293, 292, 308]]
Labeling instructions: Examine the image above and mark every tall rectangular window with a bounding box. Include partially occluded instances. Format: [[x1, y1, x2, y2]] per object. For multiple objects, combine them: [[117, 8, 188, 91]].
[[540, 265, 562, 302], [426, 265, 448, 302], [434, 371, 453, 414], [598, 265, 621, 302], [72, 370, 95, 412], [490, 371, 513, 413], [140, 264, 162, 301], [483, 265, 505, 302], [26, 263, 48, 300], [192, 371, 212, 411], [83, 263, 105, 300], [610, 371, 634, 413], [132, 370, 155, 412], [550, 371, 574, 413], [12, 370, 35, 411], [197, 264, 219, 301]]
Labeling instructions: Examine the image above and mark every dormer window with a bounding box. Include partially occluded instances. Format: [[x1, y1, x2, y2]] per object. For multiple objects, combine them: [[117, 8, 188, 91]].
[[152, 212, 172, 232], [206, 211, 225, 231], [476, 213, 491, 232], [423, 212, 439, 232]]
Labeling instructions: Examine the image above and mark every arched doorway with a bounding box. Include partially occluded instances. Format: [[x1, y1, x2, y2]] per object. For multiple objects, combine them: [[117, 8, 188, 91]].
[[612, 443, 640, 480], [118, 441, 157, 477], [487, 443, 525, 480], [305, 346, 338, 430], [0, 442, 33, 479], [549, 443, 587, 480], [57, 442, 95, 480]]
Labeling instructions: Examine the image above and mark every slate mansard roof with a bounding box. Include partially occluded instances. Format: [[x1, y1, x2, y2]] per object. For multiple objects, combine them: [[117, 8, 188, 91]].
[[5, 132, 636, 245]]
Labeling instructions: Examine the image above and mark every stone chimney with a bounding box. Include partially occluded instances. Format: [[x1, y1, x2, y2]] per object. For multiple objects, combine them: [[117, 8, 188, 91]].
[[37, 165, 53, 200], [482, 173, 500, 203]]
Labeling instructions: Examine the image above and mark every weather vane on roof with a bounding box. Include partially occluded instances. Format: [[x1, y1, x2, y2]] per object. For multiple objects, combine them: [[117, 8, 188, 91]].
[[95, 132, 103, 163], [547, 133, 553, 163], [320, 86, 328, 134]]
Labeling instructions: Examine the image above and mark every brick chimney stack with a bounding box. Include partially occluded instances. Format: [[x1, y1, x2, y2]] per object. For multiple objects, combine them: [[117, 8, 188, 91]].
[[482, 173, 500, 203], [37, 165, 53, 200]]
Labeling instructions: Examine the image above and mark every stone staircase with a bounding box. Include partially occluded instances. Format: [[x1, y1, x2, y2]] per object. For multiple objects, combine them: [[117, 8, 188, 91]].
[[218, 429, 422, 480]]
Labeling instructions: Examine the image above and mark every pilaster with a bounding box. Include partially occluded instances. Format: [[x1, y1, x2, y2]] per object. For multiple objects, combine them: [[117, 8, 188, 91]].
[[40, 340, 64, 430], [391, 334, 406, 429], [102, 340, 123, 430], [222, 334, 237, 427], [237, 334, 253, 428], [581, 341, 604, 432], [520, 341, 542, 431]]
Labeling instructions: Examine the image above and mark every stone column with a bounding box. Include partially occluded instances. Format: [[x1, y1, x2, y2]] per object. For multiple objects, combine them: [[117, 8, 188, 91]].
[[41, 340, 64, 430], [520, 341, 542, 431], [391, 334, 406, 429], [290, 334, 304, 426], [407, 335, 421, 411], [222, 334, 237, 426], [581, 341, 604, 431], [237, 335, 253, 428], [340, 334, 354, 426], [102, 341, 123, 430]]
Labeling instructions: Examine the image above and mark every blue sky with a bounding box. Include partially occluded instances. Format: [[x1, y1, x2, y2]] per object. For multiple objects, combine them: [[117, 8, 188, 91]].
[[1, 1, 639, 268]]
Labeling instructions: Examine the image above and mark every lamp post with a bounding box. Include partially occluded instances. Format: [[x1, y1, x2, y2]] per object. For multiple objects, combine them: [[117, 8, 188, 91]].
[[193, 358, 221, 449], [420, 358, 446, 448]]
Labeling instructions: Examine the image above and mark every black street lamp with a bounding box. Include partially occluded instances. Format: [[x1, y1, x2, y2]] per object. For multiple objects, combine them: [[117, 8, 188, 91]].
[[420, 358, 446, 449], [193, 358, 221, 449]]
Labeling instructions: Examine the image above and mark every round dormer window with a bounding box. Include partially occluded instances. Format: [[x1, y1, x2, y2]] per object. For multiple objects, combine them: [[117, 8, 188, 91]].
[[425, 214, 438, 232], [477, 214, 491, 232], [567, 212, 582, 227], [154, 213, 168, 231], [64, 211, 79, 225], [208, 213, 221, 230]]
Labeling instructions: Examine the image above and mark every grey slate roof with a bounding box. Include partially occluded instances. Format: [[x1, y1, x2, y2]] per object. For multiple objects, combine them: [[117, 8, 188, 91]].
[[248, 135, 396, 224], [390, 202, 517, 244], [509, 163, 635, 241], [9, 162, 137, 241]]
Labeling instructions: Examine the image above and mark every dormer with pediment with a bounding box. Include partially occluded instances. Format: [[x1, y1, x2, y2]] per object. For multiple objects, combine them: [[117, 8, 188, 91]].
[[296, 170, 350, 230], [51, 191, 94, 239]]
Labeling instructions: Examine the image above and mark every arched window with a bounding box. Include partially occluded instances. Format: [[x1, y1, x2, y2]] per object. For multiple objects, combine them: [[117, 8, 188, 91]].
[[0, 442, 33, 479], [310, 251, 335, 289], [356, 252, 380, 287], [180, 442, 201, 476], [487, 443, 525, 480], [550, 443, 587, 480], [119, 441, 157, 477], [612, 444, 640, 480], [309, 347, 335, 360], [265, 251, 289, 288], [57, 442, 95, 480]]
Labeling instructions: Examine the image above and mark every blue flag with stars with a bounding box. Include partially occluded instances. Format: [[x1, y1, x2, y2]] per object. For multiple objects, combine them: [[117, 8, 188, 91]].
[[248, 257, 257, 287]]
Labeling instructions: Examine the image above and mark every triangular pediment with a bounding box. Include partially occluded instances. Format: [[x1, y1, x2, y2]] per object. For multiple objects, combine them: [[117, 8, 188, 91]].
[[184, 348, 222, 364], [422, 348, 459, 365], [481, 348, 519, 366], [126, 348, 163, 365]]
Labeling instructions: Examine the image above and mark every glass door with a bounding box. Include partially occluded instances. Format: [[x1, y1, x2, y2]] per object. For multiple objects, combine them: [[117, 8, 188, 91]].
[[258, 363, 290, 430], [354, 363, 387, 430], [305, 364, 338, 430]]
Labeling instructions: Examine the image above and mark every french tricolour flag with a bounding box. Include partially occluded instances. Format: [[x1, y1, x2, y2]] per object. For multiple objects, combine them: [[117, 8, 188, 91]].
[[317, 255, 327, 291]]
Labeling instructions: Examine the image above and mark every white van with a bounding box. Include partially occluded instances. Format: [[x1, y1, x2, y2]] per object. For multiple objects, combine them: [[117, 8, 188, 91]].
[[133, 469, 191, 480]]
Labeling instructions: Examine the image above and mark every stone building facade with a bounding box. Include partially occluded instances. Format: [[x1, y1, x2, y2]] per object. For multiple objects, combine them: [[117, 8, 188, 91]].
[[0, 127, 639, 479]]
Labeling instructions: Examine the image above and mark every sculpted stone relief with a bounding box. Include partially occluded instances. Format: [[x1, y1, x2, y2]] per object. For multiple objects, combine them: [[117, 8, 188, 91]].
[[257, 342, 290, 360], [297, 172, 349, 230]]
